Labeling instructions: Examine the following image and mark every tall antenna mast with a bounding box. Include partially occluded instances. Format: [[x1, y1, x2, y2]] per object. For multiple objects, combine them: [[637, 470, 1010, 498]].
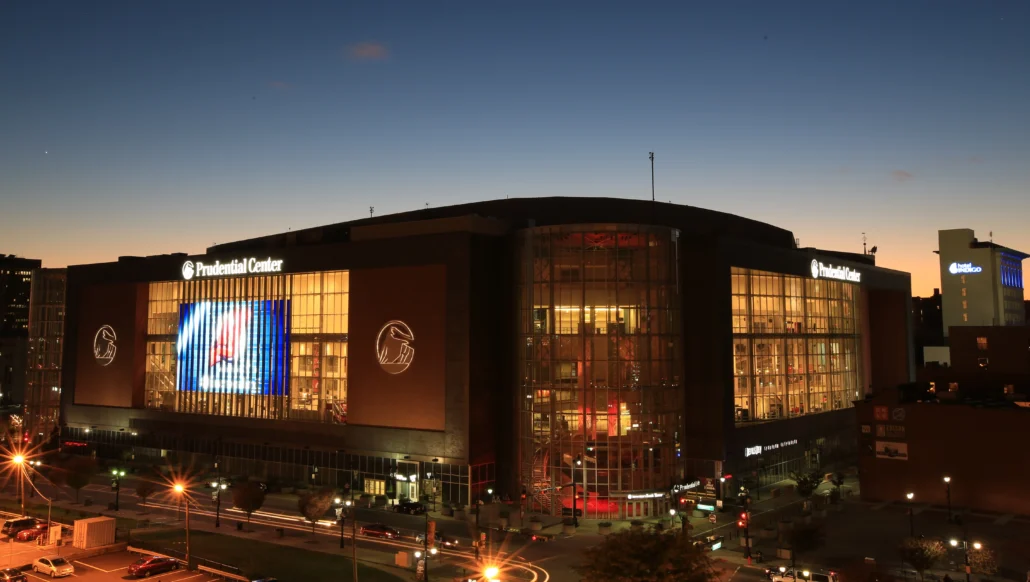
[[649, 152, 655, 202], [862, 232, 867, 255], [370, 206, 374, 218]]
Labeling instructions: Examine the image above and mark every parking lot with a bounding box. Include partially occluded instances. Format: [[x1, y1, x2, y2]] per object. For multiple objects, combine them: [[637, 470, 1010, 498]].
[[19, 551, 222, 582]]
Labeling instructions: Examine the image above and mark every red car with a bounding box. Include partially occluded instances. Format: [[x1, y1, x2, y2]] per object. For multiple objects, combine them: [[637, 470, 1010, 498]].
[[15, 523, 50, 542], [128, 556, 179, 578], [359, 524, 400, 540]]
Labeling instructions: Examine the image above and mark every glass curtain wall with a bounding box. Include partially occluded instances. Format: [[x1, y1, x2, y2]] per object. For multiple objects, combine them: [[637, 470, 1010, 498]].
[[145, 270, 349, 423], [731, 267, 863, 423], [518, 225, 683, 518], [25, 269, 66, 440]]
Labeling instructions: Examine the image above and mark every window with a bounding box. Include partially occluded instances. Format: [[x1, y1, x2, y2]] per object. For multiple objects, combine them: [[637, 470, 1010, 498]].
[[962, 313, 968, 322], [962, 300, 968, 310], [977, 357, 989, 370], [948, 382, 959, 392], [961, 288, 967, 297], [1004, 385, 1014, 395], [976, 337, 988, 351]]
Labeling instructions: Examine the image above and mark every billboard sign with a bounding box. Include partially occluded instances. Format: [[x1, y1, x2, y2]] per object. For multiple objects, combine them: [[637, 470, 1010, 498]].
[[176, 300, 289, 395], [874, 441, 908, 461]]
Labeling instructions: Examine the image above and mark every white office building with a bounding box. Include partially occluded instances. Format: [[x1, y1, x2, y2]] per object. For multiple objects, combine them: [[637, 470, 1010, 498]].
[[938, 229, 1027, 335]]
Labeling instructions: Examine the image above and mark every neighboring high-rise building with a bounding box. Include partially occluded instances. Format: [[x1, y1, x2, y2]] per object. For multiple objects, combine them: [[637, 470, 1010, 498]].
[[912, 288, 945, 367], [937, 229, 1027, 335], [0, 255, 42, 405], [25, 269, 66, 443]]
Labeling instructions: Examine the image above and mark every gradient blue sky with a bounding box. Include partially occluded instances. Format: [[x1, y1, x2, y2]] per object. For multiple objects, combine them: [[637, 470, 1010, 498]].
[[2, 1, 1029, 297]]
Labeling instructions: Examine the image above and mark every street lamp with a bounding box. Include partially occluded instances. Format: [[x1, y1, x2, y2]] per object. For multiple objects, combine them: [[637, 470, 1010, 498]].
[[669, 508, 687, 534], [11, 454, 25, 516], [949, 538, 983, 582], [211, 480, 227, 527], [111, 469, 126, 511], [572, 455, 582, 527], [905, 492, 915, 537], [484, 566, 500, 582], [173, 484, 191, 569], [334, 497, 352, 549], [943, 476, 952, 522]]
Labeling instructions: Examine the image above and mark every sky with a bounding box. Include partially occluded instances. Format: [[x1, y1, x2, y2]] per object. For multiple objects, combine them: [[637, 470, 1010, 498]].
[[2, 1, 1029, 297]]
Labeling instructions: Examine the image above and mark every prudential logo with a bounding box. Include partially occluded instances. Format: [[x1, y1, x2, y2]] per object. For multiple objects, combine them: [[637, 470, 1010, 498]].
[[182, 261, 196, 280], [810, 259, 820, 279]]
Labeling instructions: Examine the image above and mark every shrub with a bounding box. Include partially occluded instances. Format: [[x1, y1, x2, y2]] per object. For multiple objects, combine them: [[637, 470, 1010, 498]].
[[630, 519, 644, 526], [598, 521, 613, 527]]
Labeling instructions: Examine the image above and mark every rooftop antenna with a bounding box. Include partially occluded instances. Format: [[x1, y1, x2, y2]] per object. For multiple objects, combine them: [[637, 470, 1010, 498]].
[[862, 232, 867, 255], [425, 202, 429, 209], [370, 206, 374, 218], [990, 230, 993, 243], [649, 152, 655, 202]]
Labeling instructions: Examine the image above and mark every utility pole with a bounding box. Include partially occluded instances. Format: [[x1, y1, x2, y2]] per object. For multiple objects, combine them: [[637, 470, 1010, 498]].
[[649, 152, 655, 202], [370, 206, 374, 218]]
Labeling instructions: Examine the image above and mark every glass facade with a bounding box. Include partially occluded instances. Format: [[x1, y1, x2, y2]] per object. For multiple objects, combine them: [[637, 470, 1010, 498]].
[[517, 225, 683, 519], [731, 267, 863, 423], [145, 271, 349, 423], [25, 269, 66, 440]]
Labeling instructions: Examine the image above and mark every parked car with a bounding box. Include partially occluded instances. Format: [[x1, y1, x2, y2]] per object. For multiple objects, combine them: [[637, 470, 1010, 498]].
[[127, 556, 179, 578], [359, 524, 400, 539], [771, 569, 838, 582], [1, 518, 38, 538], [415, 531, 460, 547], [394, 501, 426, 515], [32, 557, 74, 578], [15, 522, 51, 542], [0, 567, 27, 582]]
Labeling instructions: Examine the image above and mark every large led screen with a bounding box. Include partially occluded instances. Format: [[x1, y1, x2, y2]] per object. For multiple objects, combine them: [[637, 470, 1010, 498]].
[[176, 301, 289, 395]]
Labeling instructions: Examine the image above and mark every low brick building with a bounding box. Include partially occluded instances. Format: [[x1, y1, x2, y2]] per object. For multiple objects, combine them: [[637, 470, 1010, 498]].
[[855, 386, 1030, 517]]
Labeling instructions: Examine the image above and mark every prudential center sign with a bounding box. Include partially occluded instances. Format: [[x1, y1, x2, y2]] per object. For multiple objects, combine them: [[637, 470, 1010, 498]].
[[182, 257, 283, 280], [810, 259, 862, 283]]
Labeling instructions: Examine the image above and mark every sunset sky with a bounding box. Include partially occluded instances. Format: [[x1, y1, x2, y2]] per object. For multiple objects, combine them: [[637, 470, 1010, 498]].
[[2, 1, 1028, 298]]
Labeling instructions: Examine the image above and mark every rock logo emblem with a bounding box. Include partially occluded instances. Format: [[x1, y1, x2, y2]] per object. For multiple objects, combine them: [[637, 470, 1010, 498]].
[[182, 260, 196, 280], [376, 320, 415, 374], [93, 325, 117, 366]]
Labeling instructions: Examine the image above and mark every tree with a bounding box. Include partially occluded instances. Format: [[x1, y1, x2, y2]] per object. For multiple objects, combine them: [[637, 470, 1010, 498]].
[[135, 480, 158, 512], [298, 487, 334, 534], [898, 538, 946, 582], [64, 457, 96, 503], [787, 524, 824, 569], [574, 528, 714, 582], [233, 481, 267, 524], [968, 547, 998, 576], [790, 470, 823, 510]]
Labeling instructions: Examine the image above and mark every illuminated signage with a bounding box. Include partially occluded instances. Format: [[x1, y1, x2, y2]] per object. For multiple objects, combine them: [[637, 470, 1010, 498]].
[[811, 259, 861, 283], [745, 439, 799, 457], [697, 503, 716, 512], [93, 325, 117, 366], [711, 541, 723, 551], [628, 492, 665, 500], [671, 480, 702, 493], [948, 262, 982, 275], [377, 320, 415, 374], [182, 258, 284, 281]]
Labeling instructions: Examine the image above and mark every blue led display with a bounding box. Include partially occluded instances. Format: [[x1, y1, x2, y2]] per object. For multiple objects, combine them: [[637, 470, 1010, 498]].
[[176, 300, 289, 395]]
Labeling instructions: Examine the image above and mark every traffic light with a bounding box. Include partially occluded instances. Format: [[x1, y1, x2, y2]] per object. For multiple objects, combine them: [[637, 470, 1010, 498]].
[[737, 519, 746, 528], [679, 497, 687, 505], [426, 520, 436, 547]]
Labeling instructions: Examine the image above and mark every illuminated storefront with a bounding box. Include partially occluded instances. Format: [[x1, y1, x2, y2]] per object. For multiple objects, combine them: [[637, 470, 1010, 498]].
[[517, 225, 682, 519]]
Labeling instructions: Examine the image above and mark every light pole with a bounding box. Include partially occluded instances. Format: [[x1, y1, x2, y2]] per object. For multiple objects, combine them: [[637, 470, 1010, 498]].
[[211, 480, 227, 527], [12, 454, 25, 516], [111, 469, 126, 511], [333, 497, 351, 548], [943, 476, 952, 522], [669, 508, 687, 534], [173, 484, 190, 569], [906, 492, 915, 537], [572, 455, 582, 527], [949, 538, 982, 582]]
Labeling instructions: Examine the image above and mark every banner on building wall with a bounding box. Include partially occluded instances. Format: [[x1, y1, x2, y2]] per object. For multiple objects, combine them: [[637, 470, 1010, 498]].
[[874, 441, 908, 461]]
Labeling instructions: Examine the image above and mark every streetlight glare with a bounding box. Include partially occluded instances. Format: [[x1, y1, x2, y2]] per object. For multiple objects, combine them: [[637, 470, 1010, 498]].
[[334, 497, 342, 504], [12, 455, 24, 465], [943, 476, 951, 483], [174, 483, 185, 493], [973, 542, 982, 550], [414, 551, 422, 558], [484, 566, 500, 578], [211, 482, 219, 488], [906, 492, 914, 500], [669, 509, 676, 516], [429, 548, 438, 555], [950, 539, 959, 546]]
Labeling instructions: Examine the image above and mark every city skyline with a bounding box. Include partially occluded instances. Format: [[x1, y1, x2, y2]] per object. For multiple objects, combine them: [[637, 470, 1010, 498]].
[[3, 1, 1029, 298]]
